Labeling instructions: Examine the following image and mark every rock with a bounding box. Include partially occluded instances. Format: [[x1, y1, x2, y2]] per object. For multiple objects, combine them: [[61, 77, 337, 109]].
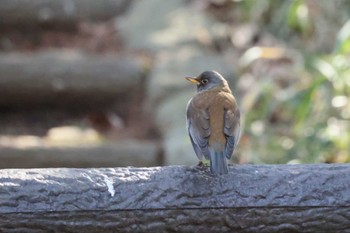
[[117, 0, 227, 52], [155, 91, 196, 165]]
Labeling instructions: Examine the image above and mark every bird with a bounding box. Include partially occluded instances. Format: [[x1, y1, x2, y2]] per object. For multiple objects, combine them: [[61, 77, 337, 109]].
[[185, 71, 240, 175]]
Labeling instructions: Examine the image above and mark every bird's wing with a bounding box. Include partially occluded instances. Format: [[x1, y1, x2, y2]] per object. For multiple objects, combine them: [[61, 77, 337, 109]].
[[223, 107, 240, 159], [186, 99, 210, 160]]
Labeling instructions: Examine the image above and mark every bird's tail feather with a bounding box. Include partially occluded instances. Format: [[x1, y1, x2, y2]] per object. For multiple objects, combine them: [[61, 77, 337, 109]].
[[209, 149, 228, 175]]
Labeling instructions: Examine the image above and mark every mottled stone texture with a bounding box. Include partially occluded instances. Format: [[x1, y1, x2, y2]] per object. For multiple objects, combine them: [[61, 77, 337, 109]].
[[0, 164, 350, 232]]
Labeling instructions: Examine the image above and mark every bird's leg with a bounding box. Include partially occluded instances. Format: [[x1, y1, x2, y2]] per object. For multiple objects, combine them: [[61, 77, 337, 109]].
[[197, 160, 205, 167]]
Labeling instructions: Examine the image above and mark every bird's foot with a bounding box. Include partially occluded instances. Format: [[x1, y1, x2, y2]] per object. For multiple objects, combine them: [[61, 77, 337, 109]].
[[196, 161, 206, 169]]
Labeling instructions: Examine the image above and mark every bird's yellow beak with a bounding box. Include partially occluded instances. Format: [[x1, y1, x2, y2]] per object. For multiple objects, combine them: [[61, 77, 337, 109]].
[[185, 77, 200, 85]]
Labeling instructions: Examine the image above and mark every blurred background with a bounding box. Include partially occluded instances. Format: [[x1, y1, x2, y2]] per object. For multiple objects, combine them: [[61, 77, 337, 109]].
[[0, 0, 349, 168]]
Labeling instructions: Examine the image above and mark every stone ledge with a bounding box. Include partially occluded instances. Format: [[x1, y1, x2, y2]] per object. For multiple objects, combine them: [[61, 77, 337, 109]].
[[0, 164, 349, 232]]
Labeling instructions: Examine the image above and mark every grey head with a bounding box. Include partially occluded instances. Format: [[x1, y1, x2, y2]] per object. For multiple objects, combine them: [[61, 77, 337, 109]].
[[185, 70, 228, 93]]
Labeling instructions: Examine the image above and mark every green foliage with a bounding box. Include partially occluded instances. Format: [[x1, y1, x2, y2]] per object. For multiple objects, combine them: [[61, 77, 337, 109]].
[[233, 0, 350, 164], [287, 0, 312, 36], [335, 19, 350, 54]]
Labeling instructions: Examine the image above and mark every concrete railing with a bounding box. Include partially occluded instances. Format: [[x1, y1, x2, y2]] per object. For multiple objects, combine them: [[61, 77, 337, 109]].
[[0, 164, 349, 232]]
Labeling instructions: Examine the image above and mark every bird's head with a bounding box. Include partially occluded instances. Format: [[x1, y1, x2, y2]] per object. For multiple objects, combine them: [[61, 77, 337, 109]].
[[185, 70, 229, 93]]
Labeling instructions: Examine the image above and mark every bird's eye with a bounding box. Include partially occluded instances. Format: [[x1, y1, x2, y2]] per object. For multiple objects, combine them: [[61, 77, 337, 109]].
[[201, 79, 208, 85]]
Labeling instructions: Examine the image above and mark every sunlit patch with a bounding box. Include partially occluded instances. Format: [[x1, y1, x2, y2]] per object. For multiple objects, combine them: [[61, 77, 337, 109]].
[[313, 59, 337, 81], [287, 159, 301, 165], [0, 135, 42, 148], [324, 117, 349, 140], [280, 137, 294, 150], [239, 47, 286, 68], [0, 126, 102, 149], [326, 118, 341, 137], [332, 95, 348, 108], [250, 120, 264, 136], [47, 126, 101, 145], [102, 175, 115, 197], [296, 4, 308, 21]]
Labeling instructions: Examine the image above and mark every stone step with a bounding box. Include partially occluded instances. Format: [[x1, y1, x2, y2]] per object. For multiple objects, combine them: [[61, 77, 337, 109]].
[[0, 0, 130, 27], [0, 51, 144, 111], [0, 140, 161, 168]]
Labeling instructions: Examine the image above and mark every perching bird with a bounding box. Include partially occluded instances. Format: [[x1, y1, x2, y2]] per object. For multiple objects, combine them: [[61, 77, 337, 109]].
[[186, 71, 240, 175]]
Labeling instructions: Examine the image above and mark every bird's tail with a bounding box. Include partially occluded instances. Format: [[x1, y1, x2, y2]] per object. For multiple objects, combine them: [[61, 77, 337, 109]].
[[209, 149, 228, 175]]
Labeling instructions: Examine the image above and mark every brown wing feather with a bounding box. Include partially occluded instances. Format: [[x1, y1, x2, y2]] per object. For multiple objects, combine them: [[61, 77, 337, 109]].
[[186, 98, 210, 160], [223, 106, 240, 159]]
